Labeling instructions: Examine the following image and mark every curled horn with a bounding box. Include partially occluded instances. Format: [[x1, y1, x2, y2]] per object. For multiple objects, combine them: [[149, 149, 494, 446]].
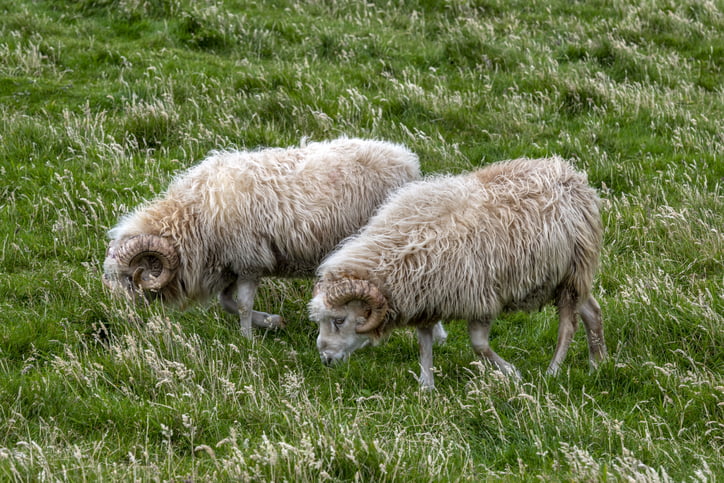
[[114, 235, 179, 291], [325, 279, 388, 334]]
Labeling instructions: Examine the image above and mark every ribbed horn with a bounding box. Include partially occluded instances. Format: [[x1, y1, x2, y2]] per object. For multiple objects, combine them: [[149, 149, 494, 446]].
[[114, 235, 179, 291], [325, 279, 388, 334]]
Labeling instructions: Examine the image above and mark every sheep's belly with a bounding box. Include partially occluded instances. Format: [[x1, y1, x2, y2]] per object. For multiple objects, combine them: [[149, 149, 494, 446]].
[[501, 284, 558, 313]]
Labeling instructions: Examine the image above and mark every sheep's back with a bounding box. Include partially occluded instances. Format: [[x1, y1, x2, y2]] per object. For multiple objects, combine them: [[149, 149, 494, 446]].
[[166, 138, 420, 277]]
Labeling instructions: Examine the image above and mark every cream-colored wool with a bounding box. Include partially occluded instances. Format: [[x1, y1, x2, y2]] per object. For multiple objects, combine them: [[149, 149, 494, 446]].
[[104, 137, 420, 334], [311, 157, 606, 387]]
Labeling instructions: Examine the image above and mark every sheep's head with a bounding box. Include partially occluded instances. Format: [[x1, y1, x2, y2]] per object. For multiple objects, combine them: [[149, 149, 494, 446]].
[[103, 234, 179, 302], [309, 278, 388, 366]]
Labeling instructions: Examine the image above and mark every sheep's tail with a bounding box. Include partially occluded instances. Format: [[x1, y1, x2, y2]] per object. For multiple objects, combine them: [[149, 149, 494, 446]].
[[563, 183, 603, 306]]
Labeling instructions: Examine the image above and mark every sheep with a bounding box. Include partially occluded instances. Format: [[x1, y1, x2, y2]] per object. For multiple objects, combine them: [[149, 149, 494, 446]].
[[309, 156, 607, 389], [103, 137, 428, 337]]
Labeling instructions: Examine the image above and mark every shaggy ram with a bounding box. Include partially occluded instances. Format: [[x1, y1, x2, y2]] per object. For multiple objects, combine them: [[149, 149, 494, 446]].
[[309, 156, 607, 388], [103, 137, 423, 337]]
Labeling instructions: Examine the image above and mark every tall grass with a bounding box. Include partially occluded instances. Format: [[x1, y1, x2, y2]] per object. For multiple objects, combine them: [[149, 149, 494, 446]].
[[0, 0, 722, 480]]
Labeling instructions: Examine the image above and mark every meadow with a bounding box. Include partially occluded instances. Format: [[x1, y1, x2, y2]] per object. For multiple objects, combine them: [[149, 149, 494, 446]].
[[0, 0, 722, 480]]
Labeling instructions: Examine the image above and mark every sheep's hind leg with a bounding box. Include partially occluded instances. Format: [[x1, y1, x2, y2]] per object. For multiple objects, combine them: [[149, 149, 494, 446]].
[[251, 310, 285, 329], [547, 293, 579, 375], [468, 318, 520, 378], [417, 325, 436, 390], [579, 295, 606, 369]]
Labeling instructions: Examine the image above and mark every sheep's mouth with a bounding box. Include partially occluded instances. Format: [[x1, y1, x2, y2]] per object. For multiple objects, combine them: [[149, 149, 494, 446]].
[[320, 352, 348, 367], [102, 273, 114, 290], [103, 274, 163, 304]]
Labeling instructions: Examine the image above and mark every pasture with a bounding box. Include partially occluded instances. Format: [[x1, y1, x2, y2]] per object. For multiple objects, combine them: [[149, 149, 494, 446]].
[[0, 0, 722, 480]]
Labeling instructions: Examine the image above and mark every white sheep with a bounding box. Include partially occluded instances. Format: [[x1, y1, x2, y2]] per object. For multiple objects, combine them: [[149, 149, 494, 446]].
[[103, 137, 426, 337], [309, 156, 607, 388]]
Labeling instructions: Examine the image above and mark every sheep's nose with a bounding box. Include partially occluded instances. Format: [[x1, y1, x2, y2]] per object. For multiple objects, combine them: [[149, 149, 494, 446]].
[[321, 353, 334, 366]]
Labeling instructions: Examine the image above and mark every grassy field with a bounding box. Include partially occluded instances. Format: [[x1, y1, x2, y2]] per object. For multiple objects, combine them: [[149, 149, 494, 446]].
[[1, 0, 722, 480]]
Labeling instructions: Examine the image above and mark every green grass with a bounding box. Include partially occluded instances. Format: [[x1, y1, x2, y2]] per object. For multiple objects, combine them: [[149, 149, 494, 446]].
[[1, 0, 722, 480]]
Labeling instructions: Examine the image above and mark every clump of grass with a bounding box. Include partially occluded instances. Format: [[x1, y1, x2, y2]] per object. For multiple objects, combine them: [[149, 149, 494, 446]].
[[175, 4, 248, 52], [0, 40, 61, 77], [122, 92, 181, 148]]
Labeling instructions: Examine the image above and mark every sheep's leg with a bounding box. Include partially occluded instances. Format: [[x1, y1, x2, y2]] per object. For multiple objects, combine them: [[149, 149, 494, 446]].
[[579, 295, 607, 368], [468, 318, 520, 378], [547, 295, 579, 375], [220, 280, 284, 334], [219, 281, 240, 315], [251, 310, 285, 329], [234, 279, 259, 338], [417, 325, 436, 390], [432, 321, 447, 345], [219, 279, 259, 338]]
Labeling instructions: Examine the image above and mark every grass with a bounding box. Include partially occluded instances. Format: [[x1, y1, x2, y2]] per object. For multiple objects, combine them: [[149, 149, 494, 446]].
[[0, 0, 722, 480]]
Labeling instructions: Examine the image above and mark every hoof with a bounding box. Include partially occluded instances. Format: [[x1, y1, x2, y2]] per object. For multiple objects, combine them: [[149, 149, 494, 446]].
[[267, 315, 285, 329]]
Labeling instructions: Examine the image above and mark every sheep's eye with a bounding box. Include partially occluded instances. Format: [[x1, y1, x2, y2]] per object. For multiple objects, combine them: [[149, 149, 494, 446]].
[[331, 317, 345, 329]]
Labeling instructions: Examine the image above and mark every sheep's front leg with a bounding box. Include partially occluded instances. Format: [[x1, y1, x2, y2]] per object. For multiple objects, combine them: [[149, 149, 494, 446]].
[[469, 318, 520, 378], [220, 281, 240, 314], [234, 279, 258, 338], [220, 279, 258, 338], [220, 279, 285, 335], [417, 325, 436, 390]]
